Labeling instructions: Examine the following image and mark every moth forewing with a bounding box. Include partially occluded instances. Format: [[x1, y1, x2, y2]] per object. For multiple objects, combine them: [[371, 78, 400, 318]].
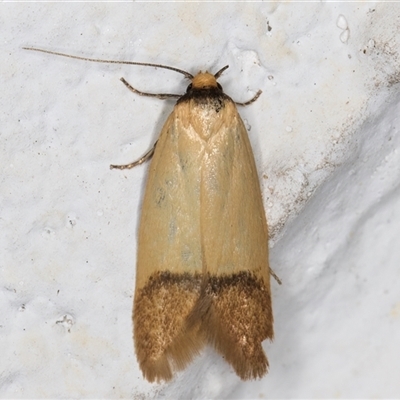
[[133, 110, 205, 382]]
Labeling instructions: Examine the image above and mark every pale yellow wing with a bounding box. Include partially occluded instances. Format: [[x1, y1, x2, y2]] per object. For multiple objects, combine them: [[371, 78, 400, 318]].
[[133, 109, 206, 382], [192, 100, 273, 380]]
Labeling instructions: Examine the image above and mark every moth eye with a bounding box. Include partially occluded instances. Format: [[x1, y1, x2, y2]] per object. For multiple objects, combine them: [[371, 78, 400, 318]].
[[186, 84, 193, 93]]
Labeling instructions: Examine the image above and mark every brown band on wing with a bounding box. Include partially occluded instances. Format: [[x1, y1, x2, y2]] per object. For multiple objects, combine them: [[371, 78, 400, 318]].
[[133, 271, 202, 382], [187, 271, 273, 380]]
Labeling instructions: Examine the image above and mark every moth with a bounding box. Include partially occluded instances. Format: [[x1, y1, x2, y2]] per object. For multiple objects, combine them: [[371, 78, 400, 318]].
[[24, 47, 275, 382]]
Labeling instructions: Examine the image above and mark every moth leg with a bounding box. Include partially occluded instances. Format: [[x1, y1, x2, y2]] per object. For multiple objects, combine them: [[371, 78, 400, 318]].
[[235, 90, 262, 106], [120, 77, 181, 100], [269, 267, 282, 285], [110, 141, 157, 170]]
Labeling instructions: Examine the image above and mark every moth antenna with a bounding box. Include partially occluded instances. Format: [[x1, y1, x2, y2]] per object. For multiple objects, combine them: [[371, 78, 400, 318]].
[[214, 65, 229, 79], [22, 47, 194, 80]]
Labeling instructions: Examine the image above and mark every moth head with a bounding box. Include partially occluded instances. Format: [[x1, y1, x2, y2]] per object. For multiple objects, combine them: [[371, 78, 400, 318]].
[[189, 66, 229, 91], [192, 72, 219, 89]]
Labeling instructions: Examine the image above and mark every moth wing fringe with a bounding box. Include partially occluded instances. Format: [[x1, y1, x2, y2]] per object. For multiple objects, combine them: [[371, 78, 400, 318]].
[[166, 324, 206, 371], [138, 356, 173, 383], [137, 327, 206, 383]]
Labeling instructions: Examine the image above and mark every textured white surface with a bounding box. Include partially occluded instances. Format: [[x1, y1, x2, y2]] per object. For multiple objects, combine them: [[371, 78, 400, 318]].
[[1, 3, 400, 399]]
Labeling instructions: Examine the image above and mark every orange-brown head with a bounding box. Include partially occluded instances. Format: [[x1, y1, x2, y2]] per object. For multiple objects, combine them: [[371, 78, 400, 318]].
[[192, 72, 219, 89]]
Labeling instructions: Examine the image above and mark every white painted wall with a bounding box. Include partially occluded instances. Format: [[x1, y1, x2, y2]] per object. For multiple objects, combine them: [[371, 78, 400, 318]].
[[1, 3, 400, 398]]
